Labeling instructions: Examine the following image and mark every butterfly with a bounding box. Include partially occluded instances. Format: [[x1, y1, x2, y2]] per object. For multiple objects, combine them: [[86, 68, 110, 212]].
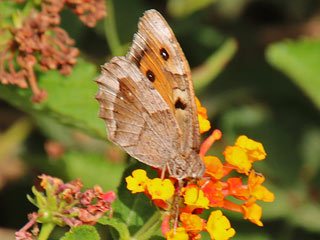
[[95, 9, 205, 181]]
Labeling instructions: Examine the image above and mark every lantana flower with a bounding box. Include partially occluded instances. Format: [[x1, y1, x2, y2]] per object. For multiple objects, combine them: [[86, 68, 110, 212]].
[[126, 98, 274, 240]]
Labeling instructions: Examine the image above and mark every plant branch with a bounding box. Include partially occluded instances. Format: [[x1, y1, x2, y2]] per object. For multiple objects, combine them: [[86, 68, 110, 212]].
[[132, 211, 162, 240], [38, 222, 56, 240]]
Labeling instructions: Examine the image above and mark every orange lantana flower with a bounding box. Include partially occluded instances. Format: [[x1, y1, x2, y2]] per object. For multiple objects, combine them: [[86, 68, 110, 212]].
[[201, 180, 224, 207], [180, 212, 205, 238], [203, 156, 224, 180]]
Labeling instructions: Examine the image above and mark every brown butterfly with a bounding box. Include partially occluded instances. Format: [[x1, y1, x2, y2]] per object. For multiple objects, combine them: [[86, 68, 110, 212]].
[[95, 9, 205, 181]]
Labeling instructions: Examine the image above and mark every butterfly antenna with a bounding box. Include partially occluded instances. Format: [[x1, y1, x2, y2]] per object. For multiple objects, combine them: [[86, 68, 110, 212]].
[[200, 178, 211, 189]]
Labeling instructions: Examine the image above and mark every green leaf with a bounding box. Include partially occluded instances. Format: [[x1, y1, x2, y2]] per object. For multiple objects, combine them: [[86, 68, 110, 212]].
[[0, 57, 106, 139], [31, 186, 46, 209], [98, 216, 130, 240], [26, 194, 37, 207], [61, 225, 100, 240], [266, 39, 320, 110]]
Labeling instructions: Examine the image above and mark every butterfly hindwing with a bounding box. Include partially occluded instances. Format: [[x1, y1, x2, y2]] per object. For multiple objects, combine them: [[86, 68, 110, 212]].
[[95, 57, 181, 169]]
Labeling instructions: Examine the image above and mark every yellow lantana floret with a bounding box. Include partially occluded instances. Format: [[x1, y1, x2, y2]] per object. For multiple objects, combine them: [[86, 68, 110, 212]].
[[198, 114, 211, 134], [224, 136, 267, 174], [241, 203, 263, 226], [206, 210, 236, 240], [182, 186, 209, 209], [147, 178, 175, 201], [167, 227, 189, 240], [125, 169, 150, 193], [235, 135, 266, 162], [248, 172, 275, 202], [196, 97, 211, 134], [224, 145, 252, 174]]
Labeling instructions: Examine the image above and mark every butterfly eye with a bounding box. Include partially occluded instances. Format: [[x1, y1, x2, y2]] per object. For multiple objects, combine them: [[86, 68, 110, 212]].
[[146, 70, 155, 82], [160, 48, 169, 61], [175, 98, 186, 110]]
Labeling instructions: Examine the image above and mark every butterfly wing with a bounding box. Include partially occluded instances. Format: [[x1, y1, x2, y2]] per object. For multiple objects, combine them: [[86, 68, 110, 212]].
[[95, 57, 181, 169], [126, 9, 201, 155]]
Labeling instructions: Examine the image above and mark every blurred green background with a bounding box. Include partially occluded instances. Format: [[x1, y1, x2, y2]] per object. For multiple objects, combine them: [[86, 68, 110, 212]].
[[1, 0, 320, 239]]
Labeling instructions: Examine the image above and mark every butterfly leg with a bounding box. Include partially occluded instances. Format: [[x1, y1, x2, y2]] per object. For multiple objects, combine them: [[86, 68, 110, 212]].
[[160, 164, 168, 180], [172, 179, 184, 233]]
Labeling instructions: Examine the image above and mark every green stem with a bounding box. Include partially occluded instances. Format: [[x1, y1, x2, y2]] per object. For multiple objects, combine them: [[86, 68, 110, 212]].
[[193, 38, 238, 91], [38, 222, 56, 240], [104, 0, 123, 56], [132, 211, 162, 240], [0, 118, 33, 163]]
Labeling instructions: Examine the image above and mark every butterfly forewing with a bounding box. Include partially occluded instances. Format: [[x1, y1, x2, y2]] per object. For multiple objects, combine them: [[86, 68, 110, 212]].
[[127, 10, 201, 154]]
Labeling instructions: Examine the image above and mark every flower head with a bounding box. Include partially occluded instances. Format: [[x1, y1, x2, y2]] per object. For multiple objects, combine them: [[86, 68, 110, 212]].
[[16, 174, 116, 239], [124, 99, 274, 240]]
